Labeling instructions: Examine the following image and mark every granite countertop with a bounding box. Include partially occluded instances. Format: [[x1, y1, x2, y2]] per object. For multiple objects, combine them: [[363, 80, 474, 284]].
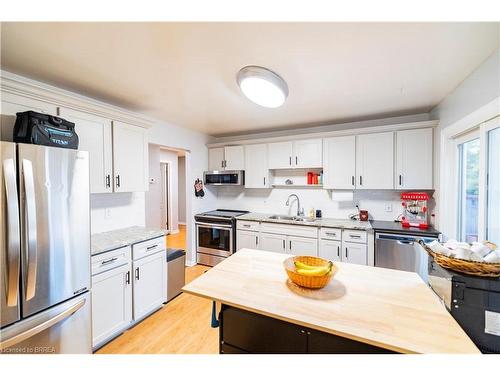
[[370, 220, 441, 237], [237, 212, 372, 231], [91, 226, 167, 256]]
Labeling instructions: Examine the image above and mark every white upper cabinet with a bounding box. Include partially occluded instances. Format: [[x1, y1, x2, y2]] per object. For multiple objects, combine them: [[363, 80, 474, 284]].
[[244, 144, 269, 188], [208, 147, 225, 170], [268, 139, 322, 169], [0, 93, 58, 142], [323, 136, 356, 189], [224, 146, 245, 170], [58, 108, 113, 193], [113, 121, 148, 193], [208, 146, 245, 170], [268, 141, 293, 169], [395, 128, 433, 190], [356, 132, 394, 189], [293, 139, 322, 168]]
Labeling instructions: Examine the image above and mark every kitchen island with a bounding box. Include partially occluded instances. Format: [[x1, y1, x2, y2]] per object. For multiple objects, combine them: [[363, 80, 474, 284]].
[[182, 249, 479, 354]]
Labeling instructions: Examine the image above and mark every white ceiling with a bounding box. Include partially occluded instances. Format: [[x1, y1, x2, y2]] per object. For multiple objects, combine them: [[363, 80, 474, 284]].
[[1, 22, 498, 136]]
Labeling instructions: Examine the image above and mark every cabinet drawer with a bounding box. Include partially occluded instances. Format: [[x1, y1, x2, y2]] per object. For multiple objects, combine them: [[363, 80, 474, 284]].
[[343, 230, 367, 244], [132, 236, 166, 261], [260, 222, 318, 239], [237, 220, 260, 232], [319, 228, 342, 240], [92, 246, 131, 276]]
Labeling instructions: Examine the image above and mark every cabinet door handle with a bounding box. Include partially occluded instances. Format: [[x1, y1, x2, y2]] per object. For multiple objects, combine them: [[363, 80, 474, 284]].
[[106, 174, 111, 188], [263, 177, 266, 186], [350, 234, 361, 239], [243, 224, 251, 228], [295, 156, 298, 165], [255, 236, 258, 246], [125, 271, 130, 285], [345, 247, 349, 259], [146, 244, 158, 251], [289, 156, 292, 166], [359, 176, 362, 186], [289, 240, 292, 252], [352, 176, 355, 186], [116, 175, 121, 188], [399, 174, 402, 186], [101, 257, 118, 265], [135, 267, 140, 280], [325, 232, 336, 237], [282, 239, 286, 250], [337, 246, 340, 258]]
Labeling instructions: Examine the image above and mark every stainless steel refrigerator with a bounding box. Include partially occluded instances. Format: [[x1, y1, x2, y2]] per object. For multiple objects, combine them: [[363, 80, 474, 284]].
[[1, 141, 91, 354]]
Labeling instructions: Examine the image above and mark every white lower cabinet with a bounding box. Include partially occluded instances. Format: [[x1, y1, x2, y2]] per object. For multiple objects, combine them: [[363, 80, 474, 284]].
[[319, 239, 342, 262], [237, 230, 260, 250], [288, 236, 318, 256], [342, 241, 368, 265], [259, 232, 287, 254], [132, 250, 167, 322]]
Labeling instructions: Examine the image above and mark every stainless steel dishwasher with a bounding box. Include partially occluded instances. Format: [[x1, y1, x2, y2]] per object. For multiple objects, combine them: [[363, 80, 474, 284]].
[[374, 232, 440, 282]]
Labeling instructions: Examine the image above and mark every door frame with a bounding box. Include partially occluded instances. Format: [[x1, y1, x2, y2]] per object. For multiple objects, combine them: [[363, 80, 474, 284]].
[[160, 161, 172, 234]]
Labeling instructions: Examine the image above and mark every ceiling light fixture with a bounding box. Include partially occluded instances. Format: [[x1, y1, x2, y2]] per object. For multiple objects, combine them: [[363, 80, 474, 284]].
[[237, 66, 288, 108]]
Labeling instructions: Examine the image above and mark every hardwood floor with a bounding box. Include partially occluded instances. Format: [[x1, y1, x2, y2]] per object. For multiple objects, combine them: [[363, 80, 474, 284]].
[[96, 225, 219, 354], [167, 224, 186, 249]]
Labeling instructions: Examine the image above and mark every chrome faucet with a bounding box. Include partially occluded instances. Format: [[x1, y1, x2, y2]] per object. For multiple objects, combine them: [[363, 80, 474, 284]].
[[285, 194, 304, 217]]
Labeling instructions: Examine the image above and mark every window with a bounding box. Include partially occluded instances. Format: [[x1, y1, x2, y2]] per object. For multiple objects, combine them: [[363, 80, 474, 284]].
[[486, 126, 500, 244], [457, 137, 480, 242]]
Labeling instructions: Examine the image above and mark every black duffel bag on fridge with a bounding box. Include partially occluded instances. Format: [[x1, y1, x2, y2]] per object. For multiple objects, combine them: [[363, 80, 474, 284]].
[[13, 110, 79, 149]]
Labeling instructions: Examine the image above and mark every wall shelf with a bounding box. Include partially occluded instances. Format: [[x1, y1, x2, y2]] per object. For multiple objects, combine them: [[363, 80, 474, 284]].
[[271, 184, 323, 188]]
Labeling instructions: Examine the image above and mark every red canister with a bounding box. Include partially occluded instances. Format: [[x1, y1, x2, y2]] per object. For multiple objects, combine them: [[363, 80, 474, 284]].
[[307, 172, 313, 184]]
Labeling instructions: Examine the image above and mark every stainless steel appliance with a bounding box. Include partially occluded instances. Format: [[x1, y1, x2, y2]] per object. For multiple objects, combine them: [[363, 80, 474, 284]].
[[428, 259, 500, 354], [1, 141, 91, 354], [195, 209, 249, 266], [204, 170, 244, 186], [374, 232, 439, 282]]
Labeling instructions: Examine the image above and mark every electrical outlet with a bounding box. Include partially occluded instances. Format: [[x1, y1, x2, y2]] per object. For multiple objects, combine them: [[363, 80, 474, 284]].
[[104, 208, 112, 219], [384, 203, 393, 213]]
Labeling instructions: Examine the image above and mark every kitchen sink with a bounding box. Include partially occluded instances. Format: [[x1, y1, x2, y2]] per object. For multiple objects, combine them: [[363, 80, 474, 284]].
[[268, 215, 316, 223]]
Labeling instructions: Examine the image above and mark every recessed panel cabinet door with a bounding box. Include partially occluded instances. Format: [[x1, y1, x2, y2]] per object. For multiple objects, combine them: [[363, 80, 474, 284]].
[[224, 146, 245, 170], [268, 141, 293, 169], [323, 136, 356, 189], [244, 144, 269, 188], [342, 242, 367, 265], [288, 236, 318, 256], [133, 251, 167, 322], [113, 121, 148, 192], [293, 139, 322, 168], [91, 263, 132, 349], [59, 108, 113, 193], [395, 128, 433, 190], [319, 239, 342, 262], [208, 147, 224, 170], [237, 230, 259, 250], [259, 232, 287, 254], [356, 132, 394, 189]]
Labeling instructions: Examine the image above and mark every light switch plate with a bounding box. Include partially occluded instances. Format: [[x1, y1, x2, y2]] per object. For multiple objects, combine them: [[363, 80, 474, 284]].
[[104, 208, 112, 219], [384, 203, 393, 212]]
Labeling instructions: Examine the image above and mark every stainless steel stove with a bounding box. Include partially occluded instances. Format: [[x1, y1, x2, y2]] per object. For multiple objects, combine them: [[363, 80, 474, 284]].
[[195, 209, 249, 266]]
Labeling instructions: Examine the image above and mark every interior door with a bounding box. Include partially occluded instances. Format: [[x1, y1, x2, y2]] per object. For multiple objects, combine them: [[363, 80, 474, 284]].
[[1, 142, 21, 328], [58, 108, 113, 193], [18, 144, 90, 318], [91, 263, 132, 348], [288, 236, 318, 256], [259, 232, 287, 254], [133, 252, 166, 321], [323, 136, 356, 189], [356, 132, 394, 189], [112, 121, 148, 192]]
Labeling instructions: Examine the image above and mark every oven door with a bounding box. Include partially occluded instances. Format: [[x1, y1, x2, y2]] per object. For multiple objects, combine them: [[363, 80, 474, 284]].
[[196, 222, 233, 257]]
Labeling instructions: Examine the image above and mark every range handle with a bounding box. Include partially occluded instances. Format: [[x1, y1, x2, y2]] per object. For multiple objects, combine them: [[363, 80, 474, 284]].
[[3, 158, 20, 306], [22, 159, 38, 301]]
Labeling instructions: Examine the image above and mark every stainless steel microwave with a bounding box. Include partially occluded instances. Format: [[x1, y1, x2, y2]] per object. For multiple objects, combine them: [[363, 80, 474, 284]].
[[204, 170, 244, 186]]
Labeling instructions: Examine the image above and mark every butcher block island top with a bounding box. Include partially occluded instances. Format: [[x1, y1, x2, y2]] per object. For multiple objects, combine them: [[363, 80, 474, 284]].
[[182, 249, 479, 354]]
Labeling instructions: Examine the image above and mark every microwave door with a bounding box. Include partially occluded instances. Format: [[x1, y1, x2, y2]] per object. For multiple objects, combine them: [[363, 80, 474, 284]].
[[18, 144, 91, 318], [1, 142, 21, 328]]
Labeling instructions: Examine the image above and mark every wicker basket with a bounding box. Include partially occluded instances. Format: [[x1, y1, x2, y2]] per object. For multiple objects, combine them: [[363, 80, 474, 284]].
[[283, 256, 337, 289], [419, 240, 500, 278]]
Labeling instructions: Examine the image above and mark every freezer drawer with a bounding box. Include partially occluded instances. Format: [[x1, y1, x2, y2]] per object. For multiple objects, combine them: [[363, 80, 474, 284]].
[[0, 291, 92, 354]]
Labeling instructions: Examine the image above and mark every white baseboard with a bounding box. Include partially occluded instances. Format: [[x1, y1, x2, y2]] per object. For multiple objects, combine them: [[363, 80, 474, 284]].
[[169, 229, 180, 234], [185, 260, 196, 267], [178, 222, 186, 226]]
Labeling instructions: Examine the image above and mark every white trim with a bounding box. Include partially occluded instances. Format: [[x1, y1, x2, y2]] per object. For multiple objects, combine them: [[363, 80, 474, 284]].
[[207, 120, 438, 148], [160, 161, 173, 232], [1, 70, 156, 129], [169, 229, 180, 235]]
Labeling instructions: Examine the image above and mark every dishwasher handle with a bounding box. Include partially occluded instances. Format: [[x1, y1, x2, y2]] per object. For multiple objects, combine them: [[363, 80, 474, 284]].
[[375, 232, 438, 244]]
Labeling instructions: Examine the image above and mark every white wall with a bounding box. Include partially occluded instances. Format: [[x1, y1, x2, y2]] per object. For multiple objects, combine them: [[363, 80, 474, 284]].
[[91, 193, 146, 234], [430, 49, 500, 233], [213, 186, 421, 221], [178, 156, 187, 224]]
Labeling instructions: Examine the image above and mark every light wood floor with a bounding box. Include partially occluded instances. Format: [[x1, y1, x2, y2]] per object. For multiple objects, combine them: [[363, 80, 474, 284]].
[[96, 225, 219, 354], [166, 224, 187, 250]]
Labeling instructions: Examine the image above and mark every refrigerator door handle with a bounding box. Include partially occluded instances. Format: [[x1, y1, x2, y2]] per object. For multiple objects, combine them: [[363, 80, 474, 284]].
[[0, 298, 85, 350], [3, 158, 20, 306], [22, 159, 38, 301]]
